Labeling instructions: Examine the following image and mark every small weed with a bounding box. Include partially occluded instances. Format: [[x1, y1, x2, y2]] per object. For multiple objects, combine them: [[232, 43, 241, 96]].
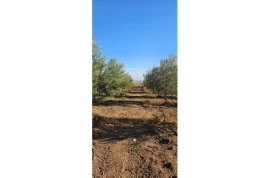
[[93, 97, 103, 103], [104, 96, 115, 101], [143, 103, 152, 109], [143, 94, 149, 97], [143, 99, 152, 108], [171, 99, 177, 103], [127, 142, 140, 155], [153, 114, 162, 122], [115, 92, 126, 98]]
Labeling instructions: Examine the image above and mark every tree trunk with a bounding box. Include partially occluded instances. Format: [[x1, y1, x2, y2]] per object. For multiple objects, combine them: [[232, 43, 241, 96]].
[[164, 91, 168, 104]]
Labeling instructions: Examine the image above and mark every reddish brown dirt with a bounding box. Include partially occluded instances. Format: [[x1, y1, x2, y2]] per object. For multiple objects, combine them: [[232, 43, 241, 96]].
[[93, 85, 177, 178]]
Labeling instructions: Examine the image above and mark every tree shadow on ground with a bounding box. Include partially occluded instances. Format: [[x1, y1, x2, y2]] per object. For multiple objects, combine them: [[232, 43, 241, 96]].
[[93, 100, 145, 106], [93, 100, 177, 108], [125, 91, 147, 94], [123, 93, 177, 100], [156, 95, 178, 100], [123, 95, 157, 99], [93, 115, 177, 142]]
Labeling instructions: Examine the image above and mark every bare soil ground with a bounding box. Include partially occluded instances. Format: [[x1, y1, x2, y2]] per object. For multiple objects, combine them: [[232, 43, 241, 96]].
[[93, 85, 177, 178]]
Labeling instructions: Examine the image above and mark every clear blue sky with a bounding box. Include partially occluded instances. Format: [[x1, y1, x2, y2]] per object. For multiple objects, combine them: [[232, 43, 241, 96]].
[[93, 0, 177, 81]]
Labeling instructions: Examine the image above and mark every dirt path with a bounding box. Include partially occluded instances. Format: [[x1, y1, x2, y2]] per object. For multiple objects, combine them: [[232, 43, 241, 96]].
[[93, 85, 177, 178]]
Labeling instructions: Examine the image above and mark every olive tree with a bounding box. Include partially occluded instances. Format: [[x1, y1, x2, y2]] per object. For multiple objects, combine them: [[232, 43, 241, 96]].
[[143, 54, 177, 100], [92, 35, 106, 99], [92, 35, 133, 99]]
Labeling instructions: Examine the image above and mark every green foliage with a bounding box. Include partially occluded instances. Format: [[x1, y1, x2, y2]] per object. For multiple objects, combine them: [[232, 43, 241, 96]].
[[143, 54, 177, 99], [127, 142, 140, 155], [92, 35, 133, 100], [101, 58, 133, 96], [92, 35, 106, 98]]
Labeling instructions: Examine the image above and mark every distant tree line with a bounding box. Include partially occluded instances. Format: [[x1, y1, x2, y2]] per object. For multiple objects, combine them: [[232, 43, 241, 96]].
[[143, 54, 177, 100], [92, 35, 133, 100]]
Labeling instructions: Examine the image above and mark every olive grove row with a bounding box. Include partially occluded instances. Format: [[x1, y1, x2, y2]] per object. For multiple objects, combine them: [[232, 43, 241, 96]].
[[92, 35, 133, 100]]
